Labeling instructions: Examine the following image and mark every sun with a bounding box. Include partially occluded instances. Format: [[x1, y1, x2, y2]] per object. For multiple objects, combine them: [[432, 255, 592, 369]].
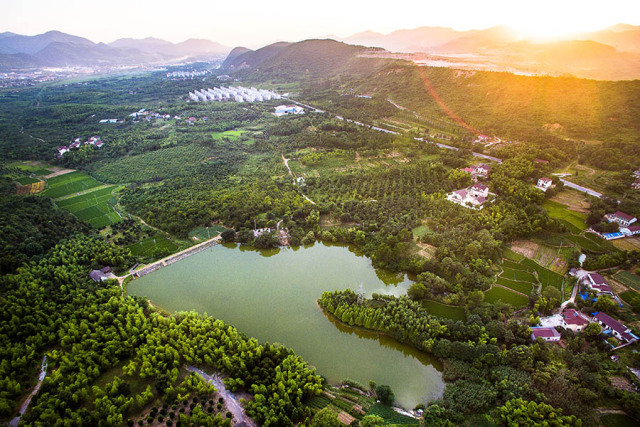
[[505, 6, 616, 42]]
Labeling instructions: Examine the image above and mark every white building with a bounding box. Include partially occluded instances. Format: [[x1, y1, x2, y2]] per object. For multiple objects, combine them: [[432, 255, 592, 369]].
[[274, 105, 305, 116], [536, 177, 553, 191]]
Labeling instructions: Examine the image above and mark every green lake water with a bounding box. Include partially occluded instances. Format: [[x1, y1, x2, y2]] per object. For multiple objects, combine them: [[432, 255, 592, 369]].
[[128, 242, 444, 408]]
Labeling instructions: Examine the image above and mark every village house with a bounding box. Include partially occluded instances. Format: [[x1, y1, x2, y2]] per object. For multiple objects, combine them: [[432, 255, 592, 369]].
[[536, 177, 553, 191], [561, 309, 590, 332], [448, 182, 489, 209], [592, 312, 638, 344], [531, 327, 561, 342], [475, 164, 490, 177], [620, 225, 640, 237], [605, 211, 637, 227], [581, 272, 613, 295], [89, 269, 108, 282]]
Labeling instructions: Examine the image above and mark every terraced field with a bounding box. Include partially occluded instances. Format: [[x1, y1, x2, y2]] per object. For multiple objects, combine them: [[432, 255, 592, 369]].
[[421, 300, 466, 321], [41, 171, 103, 198], [484, 286, 529, 307]]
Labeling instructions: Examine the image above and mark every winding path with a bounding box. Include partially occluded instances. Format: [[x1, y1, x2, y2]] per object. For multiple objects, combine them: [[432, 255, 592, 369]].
[[187, 366, 257, 427], [10, 356, 47, 427], [281, 154, 316, 205]]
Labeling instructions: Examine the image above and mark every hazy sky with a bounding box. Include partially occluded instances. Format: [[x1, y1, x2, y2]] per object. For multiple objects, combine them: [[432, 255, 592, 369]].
[[3, 0, 640, 47]]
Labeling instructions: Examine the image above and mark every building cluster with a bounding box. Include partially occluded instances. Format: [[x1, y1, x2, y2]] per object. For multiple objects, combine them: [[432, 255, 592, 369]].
[[274, 105, 305, 116], [448, 163, 492, 209], [56, 136, 103, 158], [533, 307, 637, 345], [166, 70, 208, 79], [598, 211, 640, 240], [129, 108, 173, 121], [460, 163, 491, 181], [448, 182, 490, 209], [188, 86, 281, 103]]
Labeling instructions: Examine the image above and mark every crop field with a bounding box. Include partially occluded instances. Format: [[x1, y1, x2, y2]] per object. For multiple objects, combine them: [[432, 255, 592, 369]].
[[92, 144, 214, 183], [500, 267, 537, 283], [42, 171, 103, 199], [127, 236, 179, 257], [600, 413, 639, 427], [212, 129, 246, 141], [189, 225, 230, 241], [422, 300, 466, 321], [563, 233, 613, 253], [496, 277, 533, 295], [55, 185, 122, 228], [542, 199, 588, 231], [615, 271, 640, 292], [484, 286, 529, 307], [366, 403, 419, 425], [520, 258, 564, 290], [305, 396, 331, 411], [619, 290, 640, 307], [15, 176, 40, 185]]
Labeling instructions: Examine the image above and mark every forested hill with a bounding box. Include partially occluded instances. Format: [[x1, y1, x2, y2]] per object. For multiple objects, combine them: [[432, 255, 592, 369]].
[[358, 64, 640, 143], [223, 39, 640, 143], [222, 39, 388, 79]]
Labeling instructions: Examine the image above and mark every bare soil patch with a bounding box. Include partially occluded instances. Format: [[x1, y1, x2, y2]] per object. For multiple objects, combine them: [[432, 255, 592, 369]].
[[510, 240, 539, 259]]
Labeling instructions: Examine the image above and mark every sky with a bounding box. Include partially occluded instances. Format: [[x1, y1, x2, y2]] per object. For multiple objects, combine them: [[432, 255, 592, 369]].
[[3, 0, 640, 47]]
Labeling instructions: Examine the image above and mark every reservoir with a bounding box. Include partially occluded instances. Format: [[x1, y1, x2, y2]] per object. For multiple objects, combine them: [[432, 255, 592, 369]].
[[128, 242, 444, 408]]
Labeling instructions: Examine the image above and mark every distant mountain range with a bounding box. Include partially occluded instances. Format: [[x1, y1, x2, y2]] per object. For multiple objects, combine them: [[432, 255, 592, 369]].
[[333, 24, 640, 80], [0, 31, 230, 70]]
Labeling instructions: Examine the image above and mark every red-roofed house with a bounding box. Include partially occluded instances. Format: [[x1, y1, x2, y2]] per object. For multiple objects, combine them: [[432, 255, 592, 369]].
[[461, 167, 475, 174], [531, 327, 561, 342], [561, 309, 590, 332], [592, 312, 637, 343], [470, 182, 489, 198], [621, 225, 640, 236], [536, 177, 553, 191], [605, 211, 637, 227], [581, 273, 613, 295]]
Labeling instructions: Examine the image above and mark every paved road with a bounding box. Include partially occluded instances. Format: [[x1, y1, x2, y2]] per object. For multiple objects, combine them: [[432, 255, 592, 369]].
[[559, 178, 603, 198]]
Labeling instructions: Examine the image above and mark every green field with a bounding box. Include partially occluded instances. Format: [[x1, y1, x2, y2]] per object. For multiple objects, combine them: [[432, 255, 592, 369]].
[[520, 258, 564, 290], [305, 395, 331, 411], [412, 225, 432, 238], [15, 176, 40, 185], [615, 271, 640, 292], [500, 267, 537, 283], [127, 237, 179, 257], [366, 404, 419, 425], [422, 300, 466, 321], [42, 171, 103, 199], [484, 286, 529, 307], [188, 225, 230, 241], [496, 277, 533, 295], [542, 200, 588, 231], [619, 290, 640, 307], [211, 129, 246, 141], [55, 185, 122, 228]]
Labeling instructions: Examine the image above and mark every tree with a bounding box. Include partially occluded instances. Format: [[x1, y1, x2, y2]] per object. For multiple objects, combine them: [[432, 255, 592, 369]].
[[584, 322, 601, 338], [311, 408, 342, 427], [498, 398, 581, 426], [361, 415, 385, 427], [375, 384, 395, 406], [220, 229, 236, 242]]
